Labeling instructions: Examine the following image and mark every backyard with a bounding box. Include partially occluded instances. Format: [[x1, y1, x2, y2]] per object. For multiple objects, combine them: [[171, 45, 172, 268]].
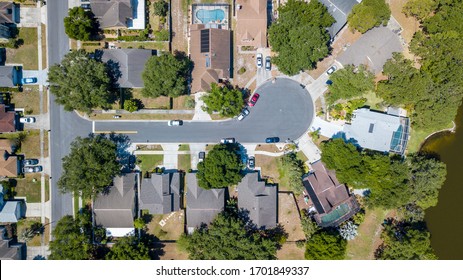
[[147, 211, 185, 241]]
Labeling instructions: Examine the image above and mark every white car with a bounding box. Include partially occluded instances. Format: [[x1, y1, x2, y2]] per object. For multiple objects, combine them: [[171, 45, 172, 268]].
[[237, 108, 250, 121], [168, 120, 183, 126], [256, 53, 263, 68], [220, 138, 235, 144], [20, 117, 36, 123], [326, 65, 337, 75]]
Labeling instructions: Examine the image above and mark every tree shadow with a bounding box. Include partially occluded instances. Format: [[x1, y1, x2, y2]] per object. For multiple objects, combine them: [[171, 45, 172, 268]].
[[140, 231, 165, 260], [108, 133, 135, 172]]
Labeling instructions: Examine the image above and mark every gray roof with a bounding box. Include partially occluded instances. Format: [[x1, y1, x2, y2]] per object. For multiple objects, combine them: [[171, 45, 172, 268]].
[[93, 173, 137, 229], [100, 49, 155, 88], [0, 227, 24, 260], [0, 201, 22, 223], [90, 0, 132, 29], [337, 26, 403, 74], [0, 66, 15, 87], [237, 172, 277, 229], [186, 173, 225, 230], [140, 173, 181, 215], [319, 0, 361, 38], [343, 108, 410, 154]]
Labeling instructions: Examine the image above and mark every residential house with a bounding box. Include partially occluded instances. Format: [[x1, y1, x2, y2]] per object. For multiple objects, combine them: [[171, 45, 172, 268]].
[[190, 24, 231, 93], [237, 172, 277, 229], [90, 0, 145, 30], [0, 2, 18, 25], [99, 49, 156, 88], [343, 108, 410, 155], [303, 161, 359, 227], [139, 172, 181, 215], [93, 173, 138, 237], [0, 24, 10, 43], [0, 183, 24, 223], [319, 0, 361, 39], [0, 139, 18, 178], [185, 173, 225, 233], [0, 66, 20, 87], [235, 0, 267, 49], [0, 226, 25, 260]]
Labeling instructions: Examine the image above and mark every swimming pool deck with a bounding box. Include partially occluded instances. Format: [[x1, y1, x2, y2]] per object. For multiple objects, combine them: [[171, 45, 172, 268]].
[[191, 4, 230, 30]]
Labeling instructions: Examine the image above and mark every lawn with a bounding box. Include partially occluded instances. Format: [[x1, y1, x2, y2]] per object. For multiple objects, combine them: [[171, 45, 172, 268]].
[[159, 242, 189, 260], [178, 154, 191, 171], [407, 122, 454, 153], [117, 41, 169, 51], [16, 217, 50, 247], [10, 86, 41, 114], [279, 192, 305, 242], [178, 144, 189, 151], [136, 144, 163, 151], [20, 129, 42, 158], [89, 113, 194, 120], [41, 24, 47, 69], [362, 91, 384, 110], [255, 155, 281, 184], [147, 211, 185, 241], [277, 243, 305, 260], [137, 154, 164, 172], [13, 173, 48, 203], [256, 144, 283, 153], [131, 88, 171, 109], [6, 27, 38, 70]]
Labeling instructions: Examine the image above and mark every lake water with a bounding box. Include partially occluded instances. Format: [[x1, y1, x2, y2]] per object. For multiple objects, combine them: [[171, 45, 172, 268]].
[[421, 105, 463, 259]]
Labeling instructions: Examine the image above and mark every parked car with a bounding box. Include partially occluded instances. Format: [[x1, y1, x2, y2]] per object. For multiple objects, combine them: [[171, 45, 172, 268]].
[[247, 156, 255, 169], [113, 115, 121, 119], [19, 117, 36, 124], [265, 137, 280, 143], [168, 120, 183, 126], [220, 138, 235, 144], [237, 108, 250, 121], [21, 77, 37, 84], [198, 151, 205, 162], [256, 53, 263, 68], [326, 80, 333, 85], [326, 65, 337, 75], [24, 159, 39, 166], [81, 3, 91, 10], [265, 56, 271, 71], [24, 166, 42, 173], [248, 93, 260, 107]]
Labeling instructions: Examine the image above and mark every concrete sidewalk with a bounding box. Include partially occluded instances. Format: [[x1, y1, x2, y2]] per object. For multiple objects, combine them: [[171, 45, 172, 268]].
[[192, 92, 212, 120], [161, 144, 179, 169]]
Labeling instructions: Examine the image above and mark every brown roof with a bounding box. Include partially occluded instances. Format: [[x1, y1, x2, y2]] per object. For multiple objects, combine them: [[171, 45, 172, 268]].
[[236, 0, 267, 48], [0, 104, 15, 133], [0, 2, 15, 25], [0, 139, 17, 177], [190, 24, 231, 93]]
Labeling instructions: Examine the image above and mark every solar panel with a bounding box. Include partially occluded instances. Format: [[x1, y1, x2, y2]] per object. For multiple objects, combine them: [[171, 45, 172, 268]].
[[200, 29, 210, 53], [368, 123, 374, 133]]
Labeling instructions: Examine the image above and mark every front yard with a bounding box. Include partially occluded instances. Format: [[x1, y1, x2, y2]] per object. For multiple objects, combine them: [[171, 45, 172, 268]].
[[137, 154, 164, 172], [5, 27, 39, 70], [10, 86, 41, 114], [13, 173, 50, 203]]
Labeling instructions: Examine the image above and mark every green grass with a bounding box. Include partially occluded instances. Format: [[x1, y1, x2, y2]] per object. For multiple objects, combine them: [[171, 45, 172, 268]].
[[14, 174, 42, 203], [296, 151, 308, 162], [407, 122, 454, 153], [137, 155, 164, 172], [6, 27, 38, 70], [178, 144, 190, 151], [11, 86, 41, 114], [117, 41, 169, 51], [16, 217, 43, 246], [362, 91, 384, 110], [178, 154, 191, 171]]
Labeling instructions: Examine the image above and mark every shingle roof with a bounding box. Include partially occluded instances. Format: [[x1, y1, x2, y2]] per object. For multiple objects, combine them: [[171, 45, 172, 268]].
[[93, 173, 137, 229], [0, 139, 17, 177], [0, 201, 21, 223], [100, 49, 155, 88], [237, 172, 277, 229], [235, 0, 267, 48], [90, 0, 132, 29], [186, 173, 225, 230], [0, 2, 15, 25], [0, 226, 24, 260], [319, 0, 361, 38], [0, 66, 15, 87], [139, 173, 181, 215]]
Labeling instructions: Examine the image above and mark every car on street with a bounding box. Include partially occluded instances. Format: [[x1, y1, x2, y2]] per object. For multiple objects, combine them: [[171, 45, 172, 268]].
[[81, 3, 91, 10], [24, 159, 39, 166], [220, 138, 235, 144], [247, 156, 255, 169], [256, 53, 263, 68], [21, 77, 37, 84], [24, 166, 42, 173], [265, 56, 271, 71], [237, 108, 250, 121], [198, 151, 205, 162], [19, 117, 36, 123], [168, 120, 183, 126], [248, 93, 260, 107], [326, 65, 337, 75], [265, 137, 280, 143]]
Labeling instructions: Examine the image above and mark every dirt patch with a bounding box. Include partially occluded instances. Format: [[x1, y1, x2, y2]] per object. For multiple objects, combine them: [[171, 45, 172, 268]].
[[158, 242, 189, 260], [279, 192, 305, 242], [277, 242, 305, 260], [147, 211, 185, 241], [255, 155, 280, 183], [234, 52, 257, 88], [171, 0, 188, 53]]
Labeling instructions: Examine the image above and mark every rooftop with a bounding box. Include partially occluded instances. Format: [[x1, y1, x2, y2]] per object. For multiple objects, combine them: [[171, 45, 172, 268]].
[[235, 0, 267, 48], [139, 172, 181, 215], [90, 0, 133, 29], [319, 0, 361, 38]]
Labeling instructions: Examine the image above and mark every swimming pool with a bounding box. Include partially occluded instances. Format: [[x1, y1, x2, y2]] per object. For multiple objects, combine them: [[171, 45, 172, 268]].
[[195, 9, 225, 24], [320, 203, 350, 225]]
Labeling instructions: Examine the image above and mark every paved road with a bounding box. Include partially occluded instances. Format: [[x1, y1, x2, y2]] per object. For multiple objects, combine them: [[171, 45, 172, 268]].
[[95, 78, 314, 143]]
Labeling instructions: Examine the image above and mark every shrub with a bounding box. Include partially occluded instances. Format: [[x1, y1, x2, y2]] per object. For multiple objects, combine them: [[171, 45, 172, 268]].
[[153, 1, 169, 17]]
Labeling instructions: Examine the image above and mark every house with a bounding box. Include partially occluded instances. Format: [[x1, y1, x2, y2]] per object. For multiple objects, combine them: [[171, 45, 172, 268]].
[[0, 24, 10, 43], [90, 0, 145, 30], [319, 0, 361, 39], [93, 173, 138, 237], [0, 66, 20, 87], [99, 49, 156, 88], [0, 2, 18, 25], [0, 105, 16, 133], [235, 0, 267, 49], [185, 173, 225, 233], [0, 139, 18, 177], [0, 226, 25, 260], [0, 183, 24, 223], [190, 24, 231, 93], [237, 172, 277, 229], [139, 172, 181, 215], [343, 108, 410, 155], [303, 161, 359, 227]]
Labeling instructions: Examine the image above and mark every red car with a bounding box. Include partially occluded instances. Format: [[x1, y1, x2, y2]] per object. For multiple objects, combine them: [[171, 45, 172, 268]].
[[248, 93, 260, 107]]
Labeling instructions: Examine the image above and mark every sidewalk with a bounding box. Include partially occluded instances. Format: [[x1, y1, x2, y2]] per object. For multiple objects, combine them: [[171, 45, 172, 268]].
[[192, 92, 212, 120]]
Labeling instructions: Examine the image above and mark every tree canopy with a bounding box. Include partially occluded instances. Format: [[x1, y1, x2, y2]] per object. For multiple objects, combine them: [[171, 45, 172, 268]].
[[142, 52, 191, 98], [48, 50, 113, 113], [280, 153, 305, 195], [58, 134, 121, 197], [64, 7, 98, 41], [305, 229, 347, 260], [153, 1, 169, 17], [197, 144, 243, 189], [347, 0, 391, 33], [403, 0, 438, 22], [201, 83, 244, 117], [106, 235, 151, 260], [268, 0, 334, 75], [326, 65, 375, 104]]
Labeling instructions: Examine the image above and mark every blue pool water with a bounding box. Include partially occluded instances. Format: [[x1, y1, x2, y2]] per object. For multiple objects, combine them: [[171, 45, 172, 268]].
[[196, 9, 225, 24]]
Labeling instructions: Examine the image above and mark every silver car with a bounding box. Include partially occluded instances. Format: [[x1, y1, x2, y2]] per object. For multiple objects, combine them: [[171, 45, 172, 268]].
[[237, 108, 250, 121], [256, 53, 263, 68]]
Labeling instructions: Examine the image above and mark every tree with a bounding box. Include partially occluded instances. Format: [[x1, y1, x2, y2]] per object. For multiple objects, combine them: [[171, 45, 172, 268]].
[[178, 212, 280, 260], [268, 0, 334, 75], [64, 7, 97, 41], [403, 0, 438, 22], [48, 50, 112, 113], [106, 236, 150, 260], [142, 52, 190, 98], [305, 229, 347, 260], [326, 65, 375, 104], [58, 135, 121, 197], [153, 1, 169, 17], [123, 99, 139, 112], [134, 218, 146, 230], [347, 0, 391, 33], [280, 153, 305, 195], [197, 144, 243, 189], [300, 210, 319, 240], [201, 83, 244, 117]]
